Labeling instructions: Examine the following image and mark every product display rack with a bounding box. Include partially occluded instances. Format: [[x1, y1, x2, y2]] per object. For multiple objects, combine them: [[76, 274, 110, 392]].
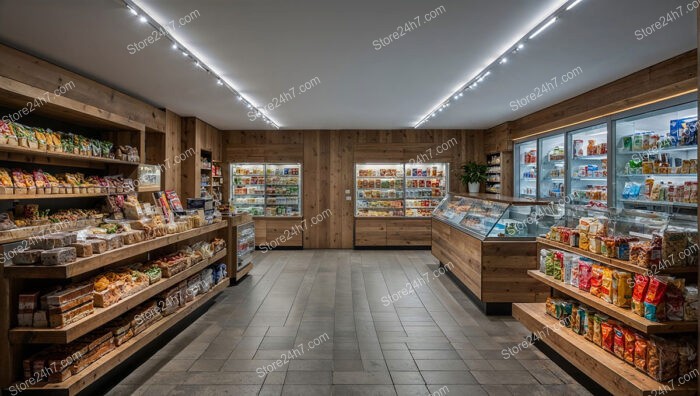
[[0, 77, 231, 394], [230, 163, 301, 217], [225, 214, 255, 282], [514, 204, 697, 396], [569, 123, 609, 207], [355, 163, 448, 218], [538, 133, 565, 201], [210, 160, 223, 207], [485, 153, 502, 194]]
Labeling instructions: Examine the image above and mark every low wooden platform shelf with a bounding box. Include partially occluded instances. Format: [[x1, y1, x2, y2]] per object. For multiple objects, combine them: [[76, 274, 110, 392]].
[[513, 303, 696, 396]]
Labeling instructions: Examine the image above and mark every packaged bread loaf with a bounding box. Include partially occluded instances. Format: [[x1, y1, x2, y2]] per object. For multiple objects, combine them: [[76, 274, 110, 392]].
[[48, 301, 94, 328], [86, 239, 108, 254], [47, 294, 93, 315], [41, 247, 77, 266], [69, 242, 93, 258], [45, 284, 93, 306], [13, 249, 43, 265]]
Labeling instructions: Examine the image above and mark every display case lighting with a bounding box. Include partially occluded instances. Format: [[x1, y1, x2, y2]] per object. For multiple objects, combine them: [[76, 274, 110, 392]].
[[123, 0, 280, 129], [414, 0, 582, 128]]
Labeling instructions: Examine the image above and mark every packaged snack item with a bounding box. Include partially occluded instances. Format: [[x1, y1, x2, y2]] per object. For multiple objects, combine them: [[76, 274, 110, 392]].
[[562, 253, 574, 284], [589, 265, 605, 298], [612, 270, 633, 308], [584, 310, 596, 342], [539, 249, 549, 273], [576, 306, 589, 336], [570, 230, 580, 248], [552, 251, 564, 281], [578, 258, 593, 292], [593, 314, 608, 347], [634, 334, 649, 371], [664, 278, 685, 321], [570, 304, 580, 334], [678, 340, 698, 377], [623, 328, 636, 365], [631, 275, 650, 316], [570, 260, 580, 288], [40, 247, 77, 266], [683, 285, 698, 321], [579, 231, 590, 251], [544, 250, 556, 276], [589, 236, 602, 254], [601, 321, 615, 353], [613, 326, 625, 359], [647, 336, 679, 381], [600, 267, 613, 303], [644, 276, 669, 322], [601, 237, 616, 258]]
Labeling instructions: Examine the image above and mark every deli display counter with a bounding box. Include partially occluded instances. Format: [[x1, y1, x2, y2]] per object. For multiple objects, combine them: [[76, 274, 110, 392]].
[[431, 193, 552, 313]]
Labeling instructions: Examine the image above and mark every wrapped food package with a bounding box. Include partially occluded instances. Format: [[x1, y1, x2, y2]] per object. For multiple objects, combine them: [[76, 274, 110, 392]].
[[69, 242, 93, 258], [601, 321, 615, 353], [13, 249, 43, 265], [593, 313, 608, 347], [45, 284, 93, 306], [41, 247, 77, 266], [664, 278, 685, 321], [643, 276, 669, 322], [623, 328, 636, 365], [647, 336, 679, 382], [92, 234, 123, 251], [87, 238, 108, 254], [584, 309, 596, 342], [612, 270, 633, 308], [678, 340, 698, 377], [47, 294, 93, 315], [48, 301, 94, 328], [578, 258, 593, 292], [683, 285, 698, 321], [634, 334, 649, 372], [631, 275, 650, 317], [589, 264, 605, 298], [613, 326, 625, 359], [600, 267, 613, 304]]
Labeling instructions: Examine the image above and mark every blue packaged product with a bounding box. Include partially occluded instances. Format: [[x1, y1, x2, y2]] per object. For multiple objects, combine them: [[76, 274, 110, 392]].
[[670, 117, 697, 146]]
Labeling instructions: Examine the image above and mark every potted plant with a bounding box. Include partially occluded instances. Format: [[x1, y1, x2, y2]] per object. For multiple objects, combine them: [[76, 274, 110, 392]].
[[461, 162, 487, 193]]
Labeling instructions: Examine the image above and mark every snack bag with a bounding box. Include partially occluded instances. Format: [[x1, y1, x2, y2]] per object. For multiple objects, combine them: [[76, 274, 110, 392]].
[[593, 314, 608, 347], [544, 250, 556, 276], [539, 249, 549, 273], [570, 260, 580, 288], [665, 278, 685, 321], [678, 339, 698, 377], [584, 310, 596, 342], [683, 285, 699, 321], [631, 275, 650, 316], [634, 334, 649, 372], [612, 270, 633, 308], [644, 277, 669, 322], [613, 326, 625, 359], [552, 251, 564, 281], [579, 231, 590, 251], [600, 267, 613, 303], [601, 321, 615, 352], [578, 258, 593, 292], [647, 336, 679, 381], [623, 328, 636, 365], [562, 253, 575, 284], [589, 265, 605, 298], [577, 306, 589, 336]]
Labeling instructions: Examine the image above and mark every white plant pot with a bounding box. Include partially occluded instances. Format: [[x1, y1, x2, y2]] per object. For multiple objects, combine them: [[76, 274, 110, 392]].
[[468, 182, 480, 193]]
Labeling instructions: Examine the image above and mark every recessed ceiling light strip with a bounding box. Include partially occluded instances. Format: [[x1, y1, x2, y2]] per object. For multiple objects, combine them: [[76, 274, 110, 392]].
[[413, 0, 583, 128], [123, 1, 280, 128]]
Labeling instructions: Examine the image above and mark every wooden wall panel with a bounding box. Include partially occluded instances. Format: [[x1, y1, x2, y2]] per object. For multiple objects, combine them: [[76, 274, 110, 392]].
[[164, 110, 182, 192], [181, 117, 222, 200], [222, 129, 485, 248], [0, 44, 166, 132]]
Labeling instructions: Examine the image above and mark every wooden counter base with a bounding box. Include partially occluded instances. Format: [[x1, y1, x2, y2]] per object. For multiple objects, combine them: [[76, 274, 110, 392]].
[[354, 218, 431, 248], [431, 219, 548, 312]]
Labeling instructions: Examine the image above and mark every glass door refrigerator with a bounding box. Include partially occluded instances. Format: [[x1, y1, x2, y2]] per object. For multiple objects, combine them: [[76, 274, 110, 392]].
[[404, 163, 448, 217], [568, 123, 609, 208], [230, 163, 266, 216], [613, 100, 697, 215], [355, 164, 405, 217], [265, 163, 302, 217], [538, 133, 565, 201], [515, 140, 538, 199]]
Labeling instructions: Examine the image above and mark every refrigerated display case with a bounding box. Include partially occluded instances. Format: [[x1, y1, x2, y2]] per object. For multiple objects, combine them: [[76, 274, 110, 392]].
[[613, 101, 697, 214], [229, 163, 302, 217], [569, 123, 609, 207], [355, 164, 405, 217], [431, 193, 551, 313], [405, 163, 448, 217], [515, 140, 538, 199], [538, 134, 565, 201], [354, 163, 449, 218]]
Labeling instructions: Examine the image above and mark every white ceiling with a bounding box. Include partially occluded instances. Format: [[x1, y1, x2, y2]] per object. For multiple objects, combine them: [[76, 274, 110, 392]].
[[0, 0, 696, 130]]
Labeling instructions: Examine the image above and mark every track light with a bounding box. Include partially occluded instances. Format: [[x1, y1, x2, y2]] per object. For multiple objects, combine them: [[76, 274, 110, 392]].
[[566, 0, 583, 10], [499, 58, 508, 64], [139, 16, 147, 23], [530, 17, 557, 39], [128, 6, 138, 15], [217, 79, 223, 86]]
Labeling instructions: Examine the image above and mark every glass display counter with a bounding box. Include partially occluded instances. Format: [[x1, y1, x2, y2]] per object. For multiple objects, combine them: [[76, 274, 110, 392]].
[[431, 193, 551, 313]]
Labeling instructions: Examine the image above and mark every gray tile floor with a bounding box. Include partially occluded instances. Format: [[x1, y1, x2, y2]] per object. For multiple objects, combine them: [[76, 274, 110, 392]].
[[107, 250, 591, 396]]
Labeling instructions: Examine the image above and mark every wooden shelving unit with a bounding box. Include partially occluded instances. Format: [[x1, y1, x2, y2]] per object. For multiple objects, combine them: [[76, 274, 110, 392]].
[[20, 280, 228, 396], [4, 222, 227, 279], [0, 77, 229, 393], [528, 270, 697, 334], [9, 249, 227, 344], [537, 238, 698, 275], [485, 152, 502, 194], [515, 239, 698, 395], [513, 303, 696, 396]]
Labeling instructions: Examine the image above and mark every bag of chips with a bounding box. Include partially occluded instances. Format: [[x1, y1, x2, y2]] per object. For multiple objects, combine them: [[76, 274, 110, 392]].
[[634, 334, 649, 372], [623, 328, 636, 365], [631, 274, 650, 316], [647, 336, 679, 381], [665, 278, 685, 321], [593, 314, 608, 347], [601, 321, 615, 353], [644, 276, 669, 322], [578, 259, 593, 292], [612, 270, 633, 308], [684, 285, 698, 321], [600, 267, 614, 303], [584, 309, 596, 342], [590, 265, 605, 298], [613, 326, 625, 359]]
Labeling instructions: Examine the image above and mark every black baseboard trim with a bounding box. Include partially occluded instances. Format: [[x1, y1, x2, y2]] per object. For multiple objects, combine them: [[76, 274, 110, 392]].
[[444, 267, 511, 316], [533, 337, 612, 396]]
